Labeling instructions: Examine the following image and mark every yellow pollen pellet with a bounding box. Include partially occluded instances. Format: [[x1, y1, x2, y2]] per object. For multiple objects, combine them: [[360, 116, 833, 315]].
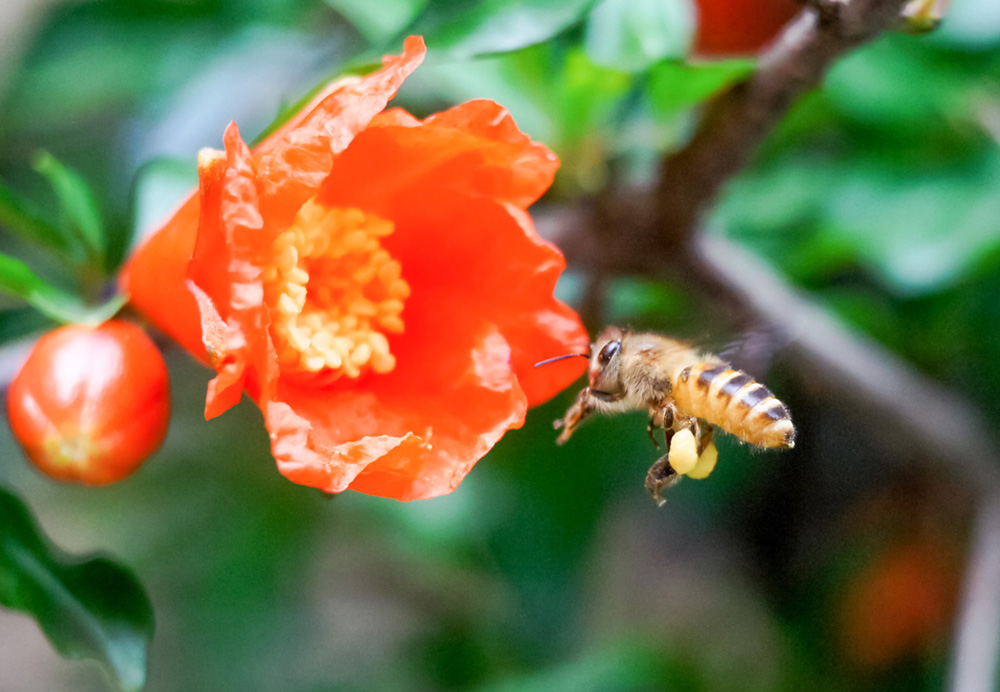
[[687, 442, 718, 480], [668, 429, 699, 475]]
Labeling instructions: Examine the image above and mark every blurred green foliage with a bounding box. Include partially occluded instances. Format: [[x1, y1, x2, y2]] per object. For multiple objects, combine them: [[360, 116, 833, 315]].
[[0, 0, 998, 690], [0, 486, 153, 691], [715, 29, 1000, 420]]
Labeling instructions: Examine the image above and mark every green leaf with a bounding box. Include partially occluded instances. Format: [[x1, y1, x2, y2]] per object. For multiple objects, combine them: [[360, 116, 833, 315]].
[[0, 486, 154, 692], [474, 636, 698, 692], [404, 0, 598, 58], [0, 181, 69, 256], [0, 254, 124, 325], [325, 0, 426, 45], [33, 151, 107, 264], [646, 58, 755, 117], [0, 307, 53, 344], [716, 147, 1000, 294], [584, 0, 695, 73], [555, 48, 631, 144]]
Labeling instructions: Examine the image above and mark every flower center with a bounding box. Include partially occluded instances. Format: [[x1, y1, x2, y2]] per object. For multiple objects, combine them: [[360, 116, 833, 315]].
[[262, 200, 410, 380]]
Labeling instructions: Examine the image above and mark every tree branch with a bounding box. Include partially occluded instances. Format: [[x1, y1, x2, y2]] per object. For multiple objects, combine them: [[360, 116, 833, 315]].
[[655, 0, 911, 251], [949, 495, 1000, 692]]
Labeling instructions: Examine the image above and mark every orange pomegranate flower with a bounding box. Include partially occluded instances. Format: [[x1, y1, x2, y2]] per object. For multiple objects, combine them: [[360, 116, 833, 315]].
[[119, 36, 588, 500]]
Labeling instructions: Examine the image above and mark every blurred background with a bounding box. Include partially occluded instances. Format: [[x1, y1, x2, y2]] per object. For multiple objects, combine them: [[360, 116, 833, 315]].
[[1, 0, 1000, 690]]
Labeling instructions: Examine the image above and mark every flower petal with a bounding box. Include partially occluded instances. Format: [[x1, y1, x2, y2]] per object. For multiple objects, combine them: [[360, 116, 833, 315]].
[[120, 38, 587, 501], [320, 138, 589, 404], [319, 99, 559, 212], [254, 36, 426, 228], [423, 100, 559, 208], [267, 315, 527, 500], [119, 37, 428, 360], [118, 194, 205, 359], [188, 123, 279, 419]]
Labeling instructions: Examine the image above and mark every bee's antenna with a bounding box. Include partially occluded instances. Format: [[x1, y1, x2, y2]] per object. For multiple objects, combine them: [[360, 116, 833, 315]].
[[534, 353, 589, 368]]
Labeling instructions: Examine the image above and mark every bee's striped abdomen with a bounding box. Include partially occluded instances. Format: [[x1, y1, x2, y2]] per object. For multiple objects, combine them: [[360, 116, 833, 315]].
[[672, 362, 795, 448]]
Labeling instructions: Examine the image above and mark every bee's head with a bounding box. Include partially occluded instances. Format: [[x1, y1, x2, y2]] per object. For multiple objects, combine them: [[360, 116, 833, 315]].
[[589, 326, 625, 401]]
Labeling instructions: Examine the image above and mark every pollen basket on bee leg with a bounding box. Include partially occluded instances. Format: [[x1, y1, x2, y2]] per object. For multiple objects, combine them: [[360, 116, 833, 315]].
[[261, 199, 411, 382]]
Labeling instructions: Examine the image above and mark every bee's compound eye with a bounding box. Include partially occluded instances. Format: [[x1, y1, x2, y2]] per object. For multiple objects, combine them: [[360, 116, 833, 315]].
[[597, 340, 621, 366]]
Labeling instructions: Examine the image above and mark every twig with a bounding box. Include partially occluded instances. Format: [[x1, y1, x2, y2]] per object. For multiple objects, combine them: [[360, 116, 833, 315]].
[[655, 0, 911, 250], [948, 494, 1000, 692]]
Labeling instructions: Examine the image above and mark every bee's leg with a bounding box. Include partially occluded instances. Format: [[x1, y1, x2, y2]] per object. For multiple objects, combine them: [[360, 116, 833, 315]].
[[647, 401, 677, 448], [687, 422, 719, 480], [554, 387, 595, 446], [647, 416, 660, 448], [644, 452, 681, 507], [694, 422, 714, 454]]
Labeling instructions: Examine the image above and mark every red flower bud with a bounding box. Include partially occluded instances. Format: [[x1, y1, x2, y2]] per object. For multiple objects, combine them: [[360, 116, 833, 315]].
[[7, 321, 170, 485], [694, 0, 799, 57]]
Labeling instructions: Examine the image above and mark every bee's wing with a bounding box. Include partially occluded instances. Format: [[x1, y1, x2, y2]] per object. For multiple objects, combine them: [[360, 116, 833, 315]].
[[715, 324, 791, 375]]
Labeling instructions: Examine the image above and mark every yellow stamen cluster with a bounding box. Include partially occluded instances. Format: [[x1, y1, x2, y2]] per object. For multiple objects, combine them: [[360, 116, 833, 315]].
[[262, 200, 410, 380]]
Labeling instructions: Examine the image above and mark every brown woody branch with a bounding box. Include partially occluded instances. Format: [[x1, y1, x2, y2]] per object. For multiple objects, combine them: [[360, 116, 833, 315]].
[[655, 0, 912, 253]]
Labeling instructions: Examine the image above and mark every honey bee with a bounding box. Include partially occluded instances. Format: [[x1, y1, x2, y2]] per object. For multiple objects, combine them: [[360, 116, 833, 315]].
[[537, 326, 795, 505]]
